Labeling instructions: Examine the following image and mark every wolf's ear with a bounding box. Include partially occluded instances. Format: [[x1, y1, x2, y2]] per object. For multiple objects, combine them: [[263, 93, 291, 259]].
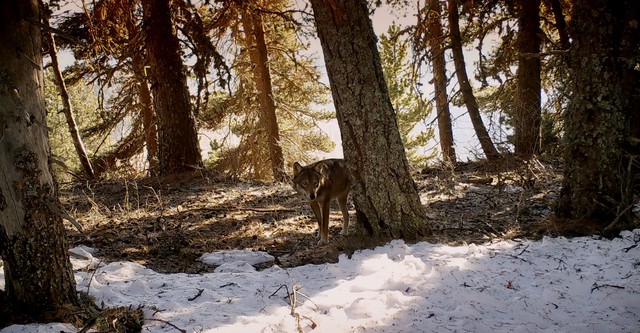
[[292, 162, 303, 175], [317, 163, 330, 177]]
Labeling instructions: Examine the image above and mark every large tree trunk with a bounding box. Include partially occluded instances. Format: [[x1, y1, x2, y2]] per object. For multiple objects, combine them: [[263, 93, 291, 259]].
[[45, 20, 95, 179], [514, 0, 541, 158], [556, 0, 640, 231], [0, 0, 79, 323], [447, 0, 500, 160], [142, 0, 202, 176], [240, 7, 286, 181], [426, 0, 456, 164], [310, 0, 430, 240]]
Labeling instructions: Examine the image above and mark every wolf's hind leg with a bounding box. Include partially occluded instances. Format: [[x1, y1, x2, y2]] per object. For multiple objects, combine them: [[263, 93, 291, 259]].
[[337, 193, 349, 235]]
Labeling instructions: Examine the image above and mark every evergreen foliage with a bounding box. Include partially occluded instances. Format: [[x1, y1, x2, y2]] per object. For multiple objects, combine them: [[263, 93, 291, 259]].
[[379, 23, 435, 168], [199, 1, 335, 180], [44, 72, 103, 181]]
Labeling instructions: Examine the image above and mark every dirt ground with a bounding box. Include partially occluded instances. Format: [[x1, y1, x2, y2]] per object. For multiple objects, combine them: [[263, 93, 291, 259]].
[[60, 158, 594, 274]]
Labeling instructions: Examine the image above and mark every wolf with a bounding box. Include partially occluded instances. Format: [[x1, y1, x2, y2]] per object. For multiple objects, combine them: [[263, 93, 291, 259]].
[[291, 159, 351, 245]]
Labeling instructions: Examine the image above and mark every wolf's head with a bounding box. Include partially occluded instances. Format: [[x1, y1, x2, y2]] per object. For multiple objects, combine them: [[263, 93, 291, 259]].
[[292, 162, 328, 201]]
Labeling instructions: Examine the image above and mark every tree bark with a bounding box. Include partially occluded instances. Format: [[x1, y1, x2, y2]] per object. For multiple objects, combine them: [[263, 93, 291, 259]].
[[240, 7, 286, 181], [514, 0, 541, 158], [547, 0, 570, 54], [45, 19, 95, 179], [133, 55, 159, 176], [447, 0, 500, 160], [426, 0, 456, 164], [556, 0, 640, 230], [0, 0, 79, 323], [310, 0, 430, 240], [142, 0, 202, 176]]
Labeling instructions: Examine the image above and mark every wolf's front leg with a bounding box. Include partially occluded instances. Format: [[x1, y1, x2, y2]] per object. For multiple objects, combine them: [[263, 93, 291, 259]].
[[318, 200, 331, 245], [309, 201, 323, 241]]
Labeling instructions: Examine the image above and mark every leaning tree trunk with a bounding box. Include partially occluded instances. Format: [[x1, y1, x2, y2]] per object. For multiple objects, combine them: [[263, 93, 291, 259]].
[[310, 0, 430, 240], [556, 0, 640, 230], [241, 7, 286, 181], [514, 0, 541, 158], [547, 0, 570, 57], [447, 0, 500, 160], [0, 0, 79, 323], [142, 0, 202, 176], [45, 20, 95, 179], [426, 0, 456, 164]]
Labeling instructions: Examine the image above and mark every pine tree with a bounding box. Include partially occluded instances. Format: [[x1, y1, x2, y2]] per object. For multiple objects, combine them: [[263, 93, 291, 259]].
[[200, 1, 335, 180], [379, 23, 435, 168]]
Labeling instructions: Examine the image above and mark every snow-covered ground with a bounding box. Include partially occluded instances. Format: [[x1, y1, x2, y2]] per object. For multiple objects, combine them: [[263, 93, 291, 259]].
[[2, 230, 639, 333]]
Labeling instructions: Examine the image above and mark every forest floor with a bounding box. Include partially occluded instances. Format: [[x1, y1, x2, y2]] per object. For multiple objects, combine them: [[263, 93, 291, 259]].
[[60, 158, 607, 274]]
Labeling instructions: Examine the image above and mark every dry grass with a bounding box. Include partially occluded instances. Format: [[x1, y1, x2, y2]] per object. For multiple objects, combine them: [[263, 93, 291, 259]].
[[60, 158, 585, 273]]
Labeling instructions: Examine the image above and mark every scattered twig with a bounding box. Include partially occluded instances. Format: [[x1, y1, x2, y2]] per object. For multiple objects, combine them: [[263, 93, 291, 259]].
[[269, 284, 317, 332], [86, 259, 103, 295], [555, 257, 567, 270], [45, 199, 83, 232], [290, 286, 318, 311], [623, 244, 637, 253], [604, 202, 634, 231], [269, 284, 289, 298], [518, 244, 530, 256], [195, 206, 298, 213], [289, 284, 317, 332], [76, 313, 100, 333], [590, 282, 625, 293], [188, 288, 204, 301], [146, 318, 187, 333]]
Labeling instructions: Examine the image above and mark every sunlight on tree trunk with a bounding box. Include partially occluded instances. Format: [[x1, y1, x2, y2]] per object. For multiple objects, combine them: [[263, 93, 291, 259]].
[[133, 56, 159, 176], [310, 0, 430, 240], [514, 0, 541, 158], [142, 0, 202, 176], [240, 7, 286, 181], [426, 0, 456, 164], [447, 0, 500, 160], [0, 0, 79, 323]]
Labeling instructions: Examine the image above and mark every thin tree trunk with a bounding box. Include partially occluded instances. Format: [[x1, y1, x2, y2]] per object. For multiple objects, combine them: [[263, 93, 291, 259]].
[[133, 57, 159, 176], [310, 0, 430, 240], [446, 0, 500, 160], [142, 0, 202, 176], [45, 20, 95, 179], [123, 4, 159, 177], [0, 0, 79, 323], [91, 118, 145, 176], [547, 0, 570, 54], [514, 0, 541, 158], [426, 0, 456, 164], [240, 7, 286, 181]]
